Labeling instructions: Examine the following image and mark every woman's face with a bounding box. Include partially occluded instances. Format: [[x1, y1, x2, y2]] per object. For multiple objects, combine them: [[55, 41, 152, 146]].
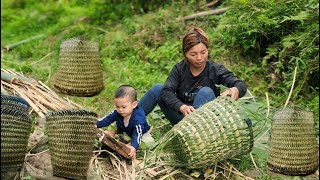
[[185, 43, 208, 69]]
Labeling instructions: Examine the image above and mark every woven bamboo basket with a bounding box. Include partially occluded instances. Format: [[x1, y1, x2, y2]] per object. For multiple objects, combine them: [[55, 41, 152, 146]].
[[51, 37, 104, 97], [1, 95, 32, 174], [267, 107, 319, 175], [158, 96, 254, 169], [46, 109, 98, 180]]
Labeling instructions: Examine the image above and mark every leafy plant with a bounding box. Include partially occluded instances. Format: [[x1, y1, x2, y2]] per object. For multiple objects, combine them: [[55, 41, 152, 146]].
[[210, 0, 319, 122]]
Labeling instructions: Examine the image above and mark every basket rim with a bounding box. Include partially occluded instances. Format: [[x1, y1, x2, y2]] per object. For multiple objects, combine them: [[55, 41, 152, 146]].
[[272, 107, 314, 113]]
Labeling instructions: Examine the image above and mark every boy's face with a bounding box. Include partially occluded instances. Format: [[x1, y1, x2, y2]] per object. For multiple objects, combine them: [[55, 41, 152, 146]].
[[114, 96, 137, 119]]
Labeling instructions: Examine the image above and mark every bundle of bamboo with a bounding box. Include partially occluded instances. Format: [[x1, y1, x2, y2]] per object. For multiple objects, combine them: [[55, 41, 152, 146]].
[[1, 68, 83, 118]]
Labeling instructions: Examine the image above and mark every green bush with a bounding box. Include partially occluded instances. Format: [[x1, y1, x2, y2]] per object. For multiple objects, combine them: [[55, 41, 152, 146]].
[[212, 0, 319, 105]]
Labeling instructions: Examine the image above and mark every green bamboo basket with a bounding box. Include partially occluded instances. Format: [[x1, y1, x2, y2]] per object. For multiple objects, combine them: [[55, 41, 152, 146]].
[[51, 37, 104, 97], [267, 107, 319, 175], [1, 95, 32, 174], [158, 96, 254, 169], [46, 109, 98, 180]]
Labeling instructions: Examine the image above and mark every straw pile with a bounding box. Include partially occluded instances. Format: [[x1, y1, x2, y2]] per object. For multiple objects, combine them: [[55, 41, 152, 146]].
[[51, 37, 104, 97], [267, 107, 319, 175], [46, 109, 98, 179], [155, 96, 254, 169], [1, 95, 32, 176], [1, 68, 82, 118]]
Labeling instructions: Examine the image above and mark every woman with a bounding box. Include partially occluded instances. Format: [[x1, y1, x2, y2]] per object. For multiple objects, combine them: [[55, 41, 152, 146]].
[[139, 27, 247, 125]]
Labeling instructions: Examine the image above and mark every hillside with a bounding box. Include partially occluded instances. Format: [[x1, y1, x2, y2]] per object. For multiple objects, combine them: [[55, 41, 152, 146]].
[[1, 0, 319, 179]]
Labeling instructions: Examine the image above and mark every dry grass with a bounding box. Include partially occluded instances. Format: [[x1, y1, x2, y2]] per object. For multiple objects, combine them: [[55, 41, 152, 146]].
[[88, 149, 255, 180]]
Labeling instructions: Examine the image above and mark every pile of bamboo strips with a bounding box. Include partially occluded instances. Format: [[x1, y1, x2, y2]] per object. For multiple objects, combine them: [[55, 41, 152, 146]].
[[1, 68, 83, 118]]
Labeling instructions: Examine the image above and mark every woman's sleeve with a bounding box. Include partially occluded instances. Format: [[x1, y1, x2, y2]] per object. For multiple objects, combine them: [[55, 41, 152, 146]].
[[215, 64, 247, 98], [160, 65, 184, 112]]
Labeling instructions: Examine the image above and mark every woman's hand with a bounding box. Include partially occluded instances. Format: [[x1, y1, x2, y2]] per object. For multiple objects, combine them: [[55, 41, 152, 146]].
[[179, 104, 196, 116], [221, 87, 240, 100], [127, 145, 136, 158]]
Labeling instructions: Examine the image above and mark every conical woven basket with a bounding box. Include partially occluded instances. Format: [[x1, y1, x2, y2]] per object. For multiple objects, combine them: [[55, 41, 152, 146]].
[[159, 96, 254, 169], [46, 109, 98, 180], [1, 95, 32, 174], [51, 37, 104, 97], [267, 107, 319, 175]]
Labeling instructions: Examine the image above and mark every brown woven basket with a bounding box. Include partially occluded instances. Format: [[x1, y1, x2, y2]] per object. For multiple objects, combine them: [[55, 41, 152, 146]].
[[267, 107, 319, 175], [159, 96, 254, 169], [1, 95, 32, 175], [51, 37, 104, 97], [46, 109, 98, 180]]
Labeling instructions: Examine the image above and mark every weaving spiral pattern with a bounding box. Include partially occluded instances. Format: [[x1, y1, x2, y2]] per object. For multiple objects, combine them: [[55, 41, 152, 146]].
[[1, 94, 30, 113], [165, 96, 254, 169], [1, 95, 32, 173], [267, 108, 319, 175], [46, 109, 98, 180], [51, 37, 104, 96]]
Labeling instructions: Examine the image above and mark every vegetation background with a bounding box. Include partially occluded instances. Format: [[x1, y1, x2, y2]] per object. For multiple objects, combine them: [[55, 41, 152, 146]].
[[1, 0, 319, 179]]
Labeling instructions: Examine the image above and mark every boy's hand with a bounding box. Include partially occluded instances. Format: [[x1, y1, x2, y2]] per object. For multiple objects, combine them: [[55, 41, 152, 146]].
[[127, 145, 136, 158]]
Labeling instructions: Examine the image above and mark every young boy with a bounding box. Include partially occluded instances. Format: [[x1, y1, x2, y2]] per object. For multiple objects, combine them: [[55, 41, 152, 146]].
[[96, 85, 154, 158]]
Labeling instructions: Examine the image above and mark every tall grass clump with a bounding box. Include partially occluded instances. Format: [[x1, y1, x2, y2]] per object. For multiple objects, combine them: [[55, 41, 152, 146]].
[[212, 0, 319, 102], [209, 0, 319, 133]]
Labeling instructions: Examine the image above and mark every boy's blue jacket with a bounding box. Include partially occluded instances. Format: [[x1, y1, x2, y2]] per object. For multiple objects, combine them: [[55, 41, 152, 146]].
[[96, 106, 150, 150]]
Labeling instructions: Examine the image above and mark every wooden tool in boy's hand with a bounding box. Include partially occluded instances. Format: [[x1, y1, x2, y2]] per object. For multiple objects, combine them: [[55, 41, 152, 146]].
[[96, 128, 132, 159]]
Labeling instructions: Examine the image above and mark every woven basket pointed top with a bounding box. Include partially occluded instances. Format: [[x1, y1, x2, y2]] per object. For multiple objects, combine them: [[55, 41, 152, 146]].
[[51, 37, 104, 97], [158, 96, 254, 169]]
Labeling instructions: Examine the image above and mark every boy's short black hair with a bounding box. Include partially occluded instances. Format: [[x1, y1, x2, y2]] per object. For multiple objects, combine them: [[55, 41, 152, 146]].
[[114, 85, 137, 101]]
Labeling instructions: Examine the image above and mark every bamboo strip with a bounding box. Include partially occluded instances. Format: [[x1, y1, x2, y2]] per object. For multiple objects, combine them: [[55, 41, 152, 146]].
[[12, 80, 57, 112], [1, 70, 37, 84], [33, 85, 71, 110], [25, 90, 49, 114], [1, 83, 8, 95], [29, 85, 69, 110], [2, 34, 45, 51], [37, 81, 76, 109], [21, 83, 59, 111], [64, 97, 85, 109]]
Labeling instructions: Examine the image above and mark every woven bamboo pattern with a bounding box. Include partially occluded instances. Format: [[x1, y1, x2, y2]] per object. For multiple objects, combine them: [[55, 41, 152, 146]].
[[267, 107, 319, 175], [1, 95, 32, 173], [46, 109, 98, 180], [1, 94, 31, 113], [51, 37, 104, 96], [159, 96, 254, 169]]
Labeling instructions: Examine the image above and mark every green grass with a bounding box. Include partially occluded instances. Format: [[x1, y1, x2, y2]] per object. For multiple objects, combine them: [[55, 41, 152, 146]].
[[1, 1, 319, 179]]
